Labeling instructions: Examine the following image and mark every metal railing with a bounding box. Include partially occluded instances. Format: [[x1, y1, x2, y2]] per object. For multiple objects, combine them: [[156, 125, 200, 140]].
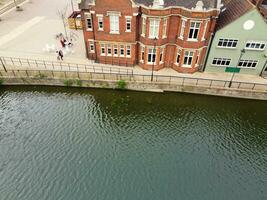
[[0, 68, 267, 92], [0, 0, 26, 16], [0, 56, 134, 75]]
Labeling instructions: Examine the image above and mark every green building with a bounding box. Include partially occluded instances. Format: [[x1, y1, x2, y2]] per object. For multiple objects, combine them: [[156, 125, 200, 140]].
[[205, 0, 267, 76]]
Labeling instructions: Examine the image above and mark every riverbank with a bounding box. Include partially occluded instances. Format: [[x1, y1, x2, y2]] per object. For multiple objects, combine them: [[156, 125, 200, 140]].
[[1, 75, 267, 101]]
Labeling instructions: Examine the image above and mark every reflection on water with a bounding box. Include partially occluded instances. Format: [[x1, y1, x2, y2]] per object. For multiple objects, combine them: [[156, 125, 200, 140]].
[[0, 86, 266, 200]]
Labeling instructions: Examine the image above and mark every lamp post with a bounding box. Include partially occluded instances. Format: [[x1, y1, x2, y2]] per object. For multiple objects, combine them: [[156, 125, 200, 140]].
[[229, 49, 245, 88], [151, 37, 157, 82]]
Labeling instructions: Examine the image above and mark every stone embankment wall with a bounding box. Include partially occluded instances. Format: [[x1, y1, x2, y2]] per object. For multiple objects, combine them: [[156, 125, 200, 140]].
[[1, 73, 267, 100]]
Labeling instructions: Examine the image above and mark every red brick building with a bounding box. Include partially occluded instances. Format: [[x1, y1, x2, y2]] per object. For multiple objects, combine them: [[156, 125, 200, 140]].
[[79, 0, 221, 73]]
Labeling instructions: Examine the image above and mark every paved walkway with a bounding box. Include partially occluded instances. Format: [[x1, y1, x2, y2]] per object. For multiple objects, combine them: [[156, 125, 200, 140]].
[[0, 0, 267, 86]]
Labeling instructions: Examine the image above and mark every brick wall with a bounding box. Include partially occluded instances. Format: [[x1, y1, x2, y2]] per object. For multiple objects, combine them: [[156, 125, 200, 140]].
[[81, 0, 219, 73]]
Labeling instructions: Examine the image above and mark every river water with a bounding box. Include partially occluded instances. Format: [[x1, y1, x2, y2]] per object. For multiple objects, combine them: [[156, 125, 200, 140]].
[[0, 86, 266, 200]]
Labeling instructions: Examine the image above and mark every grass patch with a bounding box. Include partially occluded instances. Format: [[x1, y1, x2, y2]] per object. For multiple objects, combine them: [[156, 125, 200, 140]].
[[63, 79, 73, 87], [117, 80, 126, 90]]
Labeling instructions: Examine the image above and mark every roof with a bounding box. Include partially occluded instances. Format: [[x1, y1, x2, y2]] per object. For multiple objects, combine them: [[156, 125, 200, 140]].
[[79, 0, 219, 10], [216, 0, 255, 30], [134, 0, 218, 9]]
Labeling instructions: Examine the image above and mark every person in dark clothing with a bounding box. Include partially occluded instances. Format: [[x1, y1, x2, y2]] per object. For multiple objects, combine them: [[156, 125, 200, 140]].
[[58, 50, 64, 60]]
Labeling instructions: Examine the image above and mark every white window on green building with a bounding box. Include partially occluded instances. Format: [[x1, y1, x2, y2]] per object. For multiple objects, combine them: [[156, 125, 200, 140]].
[[238, 59, 258, 68], [218, 39, 238, 48], [212, 58, 231, 66], [245, 41, 266, 50]]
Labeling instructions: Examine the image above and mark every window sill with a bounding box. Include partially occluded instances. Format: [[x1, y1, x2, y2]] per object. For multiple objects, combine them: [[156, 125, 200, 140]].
[[244, 48, 265, 51], [148, 37, 159, 39], [140, 60, 144, 63], [187, 39, 198, 42], [98, 29, 104, 31], [126, 56, 131, 58], [141, 34, 146, 38], [86, 29, 93, 31], [216, 46, 237, 49], [110, 32, 120, 35], [125, 30, 131, 33], [182, 65, 193, 68]]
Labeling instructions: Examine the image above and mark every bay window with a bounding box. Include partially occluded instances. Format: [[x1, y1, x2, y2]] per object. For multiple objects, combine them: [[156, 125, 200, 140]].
[[183, 51, 194, 66], [148, 48, 156, 64], [149, 18, 160, 38]]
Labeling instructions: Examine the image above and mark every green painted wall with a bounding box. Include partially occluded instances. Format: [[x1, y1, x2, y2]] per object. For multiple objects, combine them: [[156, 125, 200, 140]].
[[205, 9, 267, 75]]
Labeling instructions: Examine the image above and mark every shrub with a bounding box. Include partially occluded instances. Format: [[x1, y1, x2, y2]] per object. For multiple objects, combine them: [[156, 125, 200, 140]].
[[36, 73, 47, 79], [63, 79, 73, 87], [117, 80, 126, 90], [0, 79, 3, 85], [76, 80, 82, 87]]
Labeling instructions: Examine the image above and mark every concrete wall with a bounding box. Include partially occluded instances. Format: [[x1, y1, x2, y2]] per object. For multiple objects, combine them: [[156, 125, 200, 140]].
[[1, 76, 267, 100], [205, 9, 267, 75]]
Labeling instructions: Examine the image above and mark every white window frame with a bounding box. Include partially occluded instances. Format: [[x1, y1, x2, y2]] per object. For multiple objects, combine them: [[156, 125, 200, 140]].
[[85, 13, 93, 31], [120, 45, 125, 57], [179, 18, 187, 39], [183, 50, 194, 67], [140, 46, 145, 63], [126, 45, 131, 57], [176, 48, 182, 65], [125, 16, 132, 32], [107, 44, 112, 56], [188, 21, 201, 41], [147, 48, 156, 65], [149, 18, 160, 39], [245, 41, 266, 51], [109, 14, 120, 34], [162, 18, 167, 38], [100, 44, 105, 56], [113, 45, 118, 57], [201, 20, 209, 41], [141, 17, 146, 37], [238, 59, 258, 68], [89, 41, 95, 53], [97, 15, 104, 31], [211, 58, 231, 66], [217, 38, 239, 48]]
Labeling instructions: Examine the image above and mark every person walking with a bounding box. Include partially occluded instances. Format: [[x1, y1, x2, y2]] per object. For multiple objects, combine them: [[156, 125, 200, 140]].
[[58, 50, 64, 61]]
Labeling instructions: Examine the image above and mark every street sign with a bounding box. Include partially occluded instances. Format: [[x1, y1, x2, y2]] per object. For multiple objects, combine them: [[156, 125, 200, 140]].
[[225, 67, 241, 73]]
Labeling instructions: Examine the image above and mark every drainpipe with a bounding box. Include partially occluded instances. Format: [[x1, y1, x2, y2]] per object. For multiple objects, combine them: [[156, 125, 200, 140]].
[[259, 54, 267, 77], [91, 11, 98, 63], [201, 31, 215, 72]]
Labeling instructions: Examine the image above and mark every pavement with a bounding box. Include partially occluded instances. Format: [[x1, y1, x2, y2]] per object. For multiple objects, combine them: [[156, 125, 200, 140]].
[[0, 0, 267, 85]]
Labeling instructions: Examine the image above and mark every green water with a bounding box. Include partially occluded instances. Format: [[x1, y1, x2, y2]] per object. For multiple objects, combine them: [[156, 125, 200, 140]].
[[0, 86, 266, 200]]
